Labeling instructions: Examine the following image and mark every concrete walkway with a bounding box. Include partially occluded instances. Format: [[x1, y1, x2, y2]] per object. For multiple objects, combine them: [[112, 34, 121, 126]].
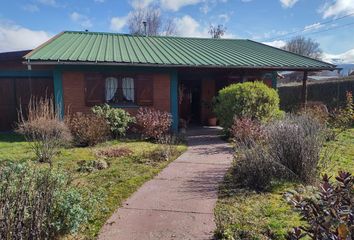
[[98, 127, 233, 240]]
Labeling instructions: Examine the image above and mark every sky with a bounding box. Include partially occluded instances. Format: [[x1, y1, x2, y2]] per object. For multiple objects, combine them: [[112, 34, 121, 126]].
[[1, 0, 354, 63]]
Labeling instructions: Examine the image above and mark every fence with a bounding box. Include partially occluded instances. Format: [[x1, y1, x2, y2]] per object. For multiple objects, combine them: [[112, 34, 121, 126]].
[[278, 78, 354, 111]]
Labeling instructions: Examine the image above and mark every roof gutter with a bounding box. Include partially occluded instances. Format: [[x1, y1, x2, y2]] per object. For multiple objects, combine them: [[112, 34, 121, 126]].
[[23, 60, 337, 71]]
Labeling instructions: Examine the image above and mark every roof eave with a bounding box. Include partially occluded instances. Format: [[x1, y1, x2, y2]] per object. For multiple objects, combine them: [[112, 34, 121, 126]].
[[24, 60, 336, 71]]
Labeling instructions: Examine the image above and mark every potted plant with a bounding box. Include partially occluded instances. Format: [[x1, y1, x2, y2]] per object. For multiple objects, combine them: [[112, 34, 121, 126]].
[[202, 100, 217, 126]]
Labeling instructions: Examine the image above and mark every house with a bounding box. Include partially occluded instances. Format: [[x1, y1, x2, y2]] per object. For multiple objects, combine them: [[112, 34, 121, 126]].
[[0, 31, 335, 131]]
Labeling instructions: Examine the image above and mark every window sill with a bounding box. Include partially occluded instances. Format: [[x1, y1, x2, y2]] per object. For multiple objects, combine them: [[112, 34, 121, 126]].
[[108, 103, 140, 108]]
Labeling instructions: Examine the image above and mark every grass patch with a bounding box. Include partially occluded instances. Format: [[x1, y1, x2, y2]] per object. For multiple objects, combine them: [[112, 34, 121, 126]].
[[0, 133, 187, 239], [214, 127, 354, 240]]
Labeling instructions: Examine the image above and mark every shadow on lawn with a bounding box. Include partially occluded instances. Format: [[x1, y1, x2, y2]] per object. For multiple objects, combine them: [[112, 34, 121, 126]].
[[0, 132, 26, 143]]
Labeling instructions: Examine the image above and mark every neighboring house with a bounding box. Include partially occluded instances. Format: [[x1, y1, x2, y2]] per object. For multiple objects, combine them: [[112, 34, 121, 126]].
[[0, 31, 335, 131]]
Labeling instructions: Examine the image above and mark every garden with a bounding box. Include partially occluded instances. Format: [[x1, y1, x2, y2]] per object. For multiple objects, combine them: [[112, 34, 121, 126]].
[[0, 100, 186, 239], [213, 82, 354, 240]]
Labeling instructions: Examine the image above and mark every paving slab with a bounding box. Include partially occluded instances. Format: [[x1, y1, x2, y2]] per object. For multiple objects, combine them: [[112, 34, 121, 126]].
[[98, 127, 233, 240]]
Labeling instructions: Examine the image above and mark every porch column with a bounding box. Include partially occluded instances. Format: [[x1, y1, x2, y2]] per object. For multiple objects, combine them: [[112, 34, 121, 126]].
[[170, 70, 179, 133], [301, 70, 308, 108], [53, 68, 64, 119]]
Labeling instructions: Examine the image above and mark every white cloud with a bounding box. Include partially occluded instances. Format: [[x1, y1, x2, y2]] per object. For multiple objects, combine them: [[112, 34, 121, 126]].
[[262, 40, 286, 48], [199, 4, 210, 14], [223, 32, 236, 38], [22, 4, 40, 12], [320, 0, 354, 18], [130, 0, 156, 9], [70, 12, 93, 28], [0, 21, 52, 52], [37, 0, 57, 6], [175, 15, 209, 37], [110, 16, 128, 31], [218, 13, 230, 22], [304, 22, 323, 31], [160, 0, 202, 11], [323, 49, 354, 64], [280, 0, 299, 8]]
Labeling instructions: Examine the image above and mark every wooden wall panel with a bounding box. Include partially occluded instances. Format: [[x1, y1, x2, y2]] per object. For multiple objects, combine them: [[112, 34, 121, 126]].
[[61, 71, 171, 116]]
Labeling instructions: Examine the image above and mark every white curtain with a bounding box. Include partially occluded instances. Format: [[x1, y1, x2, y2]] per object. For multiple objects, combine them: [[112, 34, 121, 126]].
[[122, 77, 134, 102], [105, 77, 118, 102]]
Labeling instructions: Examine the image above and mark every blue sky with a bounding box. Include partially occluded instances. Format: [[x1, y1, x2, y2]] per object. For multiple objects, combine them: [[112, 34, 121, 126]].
[[1, 0, 354, 62]]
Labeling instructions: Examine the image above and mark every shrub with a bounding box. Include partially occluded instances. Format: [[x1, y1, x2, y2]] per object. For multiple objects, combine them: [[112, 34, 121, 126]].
[[17, 97, 72, 163], [287, 172, 354, 240], [230, 117, 265, 147], [329, 91, 354, 132], [135, 107, 172, 140], [92, 104, 134, 138], [266, 114, 325, 183], [232, 143, 279, 191], [66, 113, 110, 146], [0, 162, 98, 239], [299, 102, 329, 125], [213, 81, 283, 132]]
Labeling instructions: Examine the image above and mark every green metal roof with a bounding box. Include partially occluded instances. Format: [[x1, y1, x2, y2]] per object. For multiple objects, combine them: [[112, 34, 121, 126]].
[[25, 31, 335, 70]]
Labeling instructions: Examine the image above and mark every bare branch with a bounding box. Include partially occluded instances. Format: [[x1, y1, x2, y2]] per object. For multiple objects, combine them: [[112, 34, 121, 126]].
[[208, 24, 227, 39], [282, 36, 323, 60], [127, 7, 176, 36]]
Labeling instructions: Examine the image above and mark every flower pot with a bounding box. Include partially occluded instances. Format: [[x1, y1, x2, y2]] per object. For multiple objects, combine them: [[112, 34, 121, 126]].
[[208, 117, 217, 126]]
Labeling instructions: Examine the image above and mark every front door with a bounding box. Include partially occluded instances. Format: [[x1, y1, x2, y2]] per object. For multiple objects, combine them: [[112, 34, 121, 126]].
[[178, 79, 201, 125]]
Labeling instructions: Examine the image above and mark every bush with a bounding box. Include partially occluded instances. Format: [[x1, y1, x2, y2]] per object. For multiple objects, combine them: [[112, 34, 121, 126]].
[[0, 162, 98, 239], [66, 113, 110, 146], [329, 91, 354, 132], [213, 81, 283, 132], [92, 104, 134, 138], [299, 102, 329, 125], [232, 144, 278, 191], [17, 97, 72, 163], [232, 113, 326, 191], [230, 117, 265, 147], [287, 172, 354, 240], [266, 114, 325, 184], [135, 107, 172, 140]]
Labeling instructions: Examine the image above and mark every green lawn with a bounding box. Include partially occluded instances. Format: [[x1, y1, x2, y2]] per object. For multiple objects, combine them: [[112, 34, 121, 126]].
[[214, 128, 354, 240], [0, 133, 187, 239]]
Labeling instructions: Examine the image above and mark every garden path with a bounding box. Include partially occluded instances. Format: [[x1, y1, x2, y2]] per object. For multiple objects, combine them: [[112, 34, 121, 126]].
[[98, 127, 233, 240]]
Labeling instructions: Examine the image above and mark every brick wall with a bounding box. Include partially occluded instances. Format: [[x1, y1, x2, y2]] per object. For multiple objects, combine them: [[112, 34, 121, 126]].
[[62, 71, 171, 116]]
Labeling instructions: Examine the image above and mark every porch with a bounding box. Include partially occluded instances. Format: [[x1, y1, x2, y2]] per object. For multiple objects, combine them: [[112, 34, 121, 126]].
[[177, 68, 277, 127]]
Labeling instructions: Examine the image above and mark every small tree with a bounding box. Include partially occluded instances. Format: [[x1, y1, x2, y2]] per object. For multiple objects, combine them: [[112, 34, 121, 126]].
[[208, 24, 227, 39], [282, 36, 322, 60]]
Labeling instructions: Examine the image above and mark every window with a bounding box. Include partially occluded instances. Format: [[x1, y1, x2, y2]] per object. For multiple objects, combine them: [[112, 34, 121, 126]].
[[105, 76, 135, 104]]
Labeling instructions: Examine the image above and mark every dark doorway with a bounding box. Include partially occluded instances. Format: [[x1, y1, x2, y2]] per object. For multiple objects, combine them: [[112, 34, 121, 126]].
[[178, 79, 201, 124]]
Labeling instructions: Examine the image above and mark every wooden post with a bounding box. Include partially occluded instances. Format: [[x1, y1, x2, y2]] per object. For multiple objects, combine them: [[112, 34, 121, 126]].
[[301, 71, 308, 108]]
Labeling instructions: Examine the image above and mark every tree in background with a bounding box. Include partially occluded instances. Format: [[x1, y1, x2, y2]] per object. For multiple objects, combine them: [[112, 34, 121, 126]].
[[282, 36, 323, 60], [127, 7, 176, 36], [208, 24, 227, 39]]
